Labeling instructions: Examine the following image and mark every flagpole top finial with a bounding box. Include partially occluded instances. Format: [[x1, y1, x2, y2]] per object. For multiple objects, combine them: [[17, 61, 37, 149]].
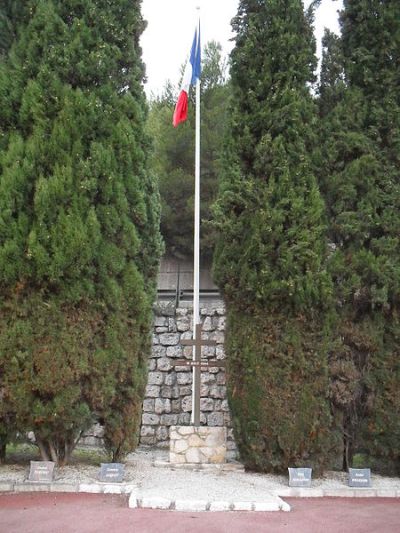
[[196, 5, 200, 11]]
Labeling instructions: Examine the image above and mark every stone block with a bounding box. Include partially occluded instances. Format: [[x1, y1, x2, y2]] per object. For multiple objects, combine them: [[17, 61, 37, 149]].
[[216, 345, 225, 358], [221, 400, 230, 411], [157, 358, 173, 371], [209, 385, 226, 399], [50, 483, 78, 493], [209, 501, 231, 511], [79, 483, 102, 493], [207, 412, 224, 426], [139, 436, 155, 446], [155, 326, 168, 333], [155, 398, 171, 414], [156, 426, 169, 441], [145, 385, 160, 398], [152, 334, 159, 345], [233, 501, 253, 511], [171, 399, 181, 412], [152, 345, 166, 358], [141, 497, 172, 510], [141, 413, 160, 425], [161, 385, 180, 399], [148, 359, 156, 371], [160, 414, 179, 425], [0, 482, 14, 492], [140, 425, 155, 437], [173, 439, 189, 453], [142, 399, 155, 412], [216, 372, 226, 386], [154, 316, 167, 327], [164, 373, 177, 386], [177, 413, 191, 425], [166, 345, 182, 358], [177, 372, 192, 385], [103, 485, 122, 494], [181, 396, 192, 412], [128, 493, 139, 509], [201, 373, 216, 384], [174, 499, 208, 512], [202, 317, 213, 331], [159, 333, 180, 346], [211, 331, 224, 343], [177, 317, 190, 332], [147, 372, 163, 385], [168, 318, 177, 332], [200, 398, 214, 411], [179, 386, 192, 396], [253, 500, 282, 512]]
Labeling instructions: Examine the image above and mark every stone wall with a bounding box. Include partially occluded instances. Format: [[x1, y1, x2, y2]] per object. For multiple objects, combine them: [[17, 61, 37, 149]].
[[140, 300, 237, 461]]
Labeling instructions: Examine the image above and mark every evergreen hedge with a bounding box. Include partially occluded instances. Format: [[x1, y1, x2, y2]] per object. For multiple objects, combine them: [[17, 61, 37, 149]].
[[0, 0, 162, 464], [318, 0, 400, 473], [213, 0, 339, 473]]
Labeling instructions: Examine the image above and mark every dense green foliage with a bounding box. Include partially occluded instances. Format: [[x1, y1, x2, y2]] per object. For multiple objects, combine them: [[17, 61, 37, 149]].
[[147, 41, 229, 261], [0, 0, 162, 464], [318, 0, 400, 473], [213, 0, 338, 472]]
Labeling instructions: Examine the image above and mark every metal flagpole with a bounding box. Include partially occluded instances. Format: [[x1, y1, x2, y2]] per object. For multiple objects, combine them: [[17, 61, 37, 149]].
[[192, 9, 201, 426]]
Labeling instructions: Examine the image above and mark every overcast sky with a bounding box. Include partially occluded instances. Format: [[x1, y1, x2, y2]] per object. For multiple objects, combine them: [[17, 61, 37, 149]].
[[141, 0, 343, 97]]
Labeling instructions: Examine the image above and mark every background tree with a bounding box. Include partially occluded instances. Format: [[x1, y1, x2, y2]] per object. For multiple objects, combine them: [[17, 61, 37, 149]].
[[147, 41, 229, 262], [317, 0, 400, 473], [213, 0, 339, 473], [0, 0, 162, 464]]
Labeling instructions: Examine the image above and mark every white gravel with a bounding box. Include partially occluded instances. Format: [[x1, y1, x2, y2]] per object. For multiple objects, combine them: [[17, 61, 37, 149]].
[[1, 446, 399, 502]]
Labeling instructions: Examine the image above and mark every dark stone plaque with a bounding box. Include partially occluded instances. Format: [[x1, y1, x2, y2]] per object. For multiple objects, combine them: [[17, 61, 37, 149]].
[[28, 461, 55, 482], [288, 467, 312, 487], [348, 468, 371, 488], [99, 463, 125, 483]]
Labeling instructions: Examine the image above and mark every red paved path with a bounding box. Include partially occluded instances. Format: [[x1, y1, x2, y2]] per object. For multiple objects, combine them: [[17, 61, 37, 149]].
[[0, 493, 399, 533]]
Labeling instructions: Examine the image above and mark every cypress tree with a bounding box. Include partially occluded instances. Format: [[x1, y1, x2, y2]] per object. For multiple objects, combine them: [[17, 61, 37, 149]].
[[318, 1, 400, 472], [213, 0, 338, 473], [0, 0, 162, 464]]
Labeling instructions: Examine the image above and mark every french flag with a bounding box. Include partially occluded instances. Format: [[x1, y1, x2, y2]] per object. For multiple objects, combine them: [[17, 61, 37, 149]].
[[173, 21, 201, 127]]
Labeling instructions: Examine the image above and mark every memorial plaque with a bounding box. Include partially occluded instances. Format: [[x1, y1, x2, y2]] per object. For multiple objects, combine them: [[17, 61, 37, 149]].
[[99, 463, 125, 483], [348, 468, 371, 488], [288, 467, 312, 487], [29, 461, 55, 482]]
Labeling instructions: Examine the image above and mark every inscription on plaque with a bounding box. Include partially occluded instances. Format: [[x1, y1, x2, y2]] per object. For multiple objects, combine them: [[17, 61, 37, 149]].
[[288, 467, 312, 487], [348, 468, 371, 488], [99, 463, 125, 483], [29, 461, 55, 482]]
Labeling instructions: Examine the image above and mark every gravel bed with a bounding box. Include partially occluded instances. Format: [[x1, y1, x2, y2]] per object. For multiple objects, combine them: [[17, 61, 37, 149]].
[[1, 446, 399, 501]]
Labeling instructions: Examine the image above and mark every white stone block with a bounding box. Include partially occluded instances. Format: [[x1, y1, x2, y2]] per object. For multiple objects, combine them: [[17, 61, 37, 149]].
[[103, 484, 122, 494], [253, 500, 281, 512], [174, 499, 208, 512], [188, 434, 205, 447], [186, 447, 201, 463], [174, 439, 189, 453], [128, 493, 139, 508], [233, 501, 253, 511], [209, 501, 231, 511], [141, 497, 172, 510], [279, 499, 291, 512], [79, 483, 102, 493]]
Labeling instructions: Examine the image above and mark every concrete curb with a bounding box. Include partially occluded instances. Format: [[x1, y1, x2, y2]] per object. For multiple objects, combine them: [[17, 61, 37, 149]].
[[275, 487, 400, 498], [128, 492, 290, 512], [0, 481, 136, 495]]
